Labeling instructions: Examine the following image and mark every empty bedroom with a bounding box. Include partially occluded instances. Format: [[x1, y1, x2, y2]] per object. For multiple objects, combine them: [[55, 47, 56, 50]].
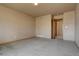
[[0, 3, 79, 56]]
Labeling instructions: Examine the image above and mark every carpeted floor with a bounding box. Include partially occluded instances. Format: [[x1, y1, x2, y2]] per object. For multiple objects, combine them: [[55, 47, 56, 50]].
[[0, 37, 79, 56]]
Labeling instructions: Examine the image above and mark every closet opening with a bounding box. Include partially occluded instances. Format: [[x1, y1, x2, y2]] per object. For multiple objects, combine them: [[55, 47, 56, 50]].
[[51, 15, 63, 40]]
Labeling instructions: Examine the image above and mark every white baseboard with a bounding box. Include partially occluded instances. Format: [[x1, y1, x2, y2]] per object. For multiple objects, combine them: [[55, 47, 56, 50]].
[[36, 35, 51, 39]]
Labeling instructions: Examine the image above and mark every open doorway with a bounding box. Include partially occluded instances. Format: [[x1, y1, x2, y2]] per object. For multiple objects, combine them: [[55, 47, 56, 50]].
[[51, 15, 63, 39]]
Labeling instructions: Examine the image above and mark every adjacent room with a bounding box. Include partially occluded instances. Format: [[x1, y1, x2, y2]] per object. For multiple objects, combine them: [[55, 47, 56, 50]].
[[0, 3, 79, 56]]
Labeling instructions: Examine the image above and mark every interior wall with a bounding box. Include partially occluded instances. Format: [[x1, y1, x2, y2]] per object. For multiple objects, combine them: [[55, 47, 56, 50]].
[[54, 15, 63, 19], [36, 15, 51, 38], [0, 5, 76, 43], [57, 20, 63, 37], [63, 11, 75, 41], [75, 4, 79, 47], [0, 5, 35, 44]]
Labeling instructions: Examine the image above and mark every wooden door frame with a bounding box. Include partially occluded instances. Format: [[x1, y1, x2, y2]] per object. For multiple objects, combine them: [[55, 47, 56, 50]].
[[51, 15, 63, 39], [51, 15, 54, 39], [54, 20, 57, 39]]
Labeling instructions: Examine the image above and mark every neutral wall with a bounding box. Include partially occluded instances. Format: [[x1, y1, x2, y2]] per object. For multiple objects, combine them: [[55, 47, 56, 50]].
[[0, 5, 35, 44], [57, 20, 63, 37], [54, 15, 63, 19], [75, 4, 79, 47], [63, 11, 75, 41], [0, 5, 76, 44], [36, 15, 51, 38]]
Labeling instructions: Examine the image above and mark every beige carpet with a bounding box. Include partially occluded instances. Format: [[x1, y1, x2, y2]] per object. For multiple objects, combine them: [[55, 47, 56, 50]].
[[0, 37, 79, 56]]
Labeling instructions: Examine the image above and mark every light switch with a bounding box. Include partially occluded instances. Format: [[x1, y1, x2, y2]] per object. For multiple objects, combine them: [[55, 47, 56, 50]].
[[65, 26, 68, 29]]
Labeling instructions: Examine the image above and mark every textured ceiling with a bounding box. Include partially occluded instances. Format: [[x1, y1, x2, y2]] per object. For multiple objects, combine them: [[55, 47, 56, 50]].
[[1, 3, 76, 17]]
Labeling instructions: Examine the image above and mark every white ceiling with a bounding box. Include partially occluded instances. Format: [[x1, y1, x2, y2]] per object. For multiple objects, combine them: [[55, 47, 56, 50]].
[[1, 3, 76, 17]]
